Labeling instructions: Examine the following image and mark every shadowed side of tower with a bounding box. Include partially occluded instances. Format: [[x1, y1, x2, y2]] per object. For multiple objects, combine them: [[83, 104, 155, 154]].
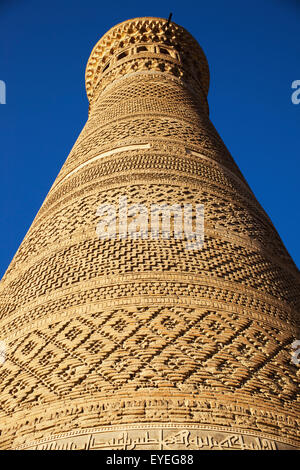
[[0, 17, 299, 450]]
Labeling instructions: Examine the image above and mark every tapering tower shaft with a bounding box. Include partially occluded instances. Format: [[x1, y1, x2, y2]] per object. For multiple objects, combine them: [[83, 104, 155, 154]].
[[0, 18, 299, 450]]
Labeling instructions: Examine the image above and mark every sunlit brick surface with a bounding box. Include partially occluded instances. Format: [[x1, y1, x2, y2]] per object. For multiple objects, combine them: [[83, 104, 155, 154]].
[[0, 17, 299, 450]]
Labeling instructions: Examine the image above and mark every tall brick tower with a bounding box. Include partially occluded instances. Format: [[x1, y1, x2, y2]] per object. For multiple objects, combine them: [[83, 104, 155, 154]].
[[0, 17, 299, 450]]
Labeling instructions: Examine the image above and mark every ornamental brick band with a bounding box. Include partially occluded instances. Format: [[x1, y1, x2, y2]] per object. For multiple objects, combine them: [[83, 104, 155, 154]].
[[0, 17, 299, 450]]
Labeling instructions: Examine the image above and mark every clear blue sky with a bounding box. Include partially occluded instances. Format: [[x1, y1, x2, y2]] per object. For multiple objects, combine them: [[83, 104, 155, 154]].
[[0, 0, 299, 277]]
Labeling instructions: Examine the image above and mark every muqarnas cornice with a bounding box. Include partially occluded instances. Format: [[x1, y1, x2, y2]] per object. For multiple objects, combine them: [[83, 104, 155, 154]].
[[85, 17, 210, 112]]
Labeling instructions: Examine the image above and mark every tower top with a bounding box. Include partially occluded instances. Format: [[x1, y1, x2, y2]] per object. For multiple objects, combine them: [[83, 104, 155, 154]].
[[85, 17, 210, 106]]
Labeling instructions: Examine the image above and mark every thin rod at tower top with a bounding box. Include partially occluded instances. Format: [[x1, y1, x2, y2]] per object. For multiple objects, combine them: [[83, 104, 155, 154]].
[[166, 13, 173, 26]]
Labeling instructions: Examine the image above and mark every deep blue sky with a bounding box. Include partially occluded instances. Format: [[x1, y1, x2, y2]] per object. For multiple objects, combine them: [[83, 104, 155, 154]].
[[0, 0, 299, 277]]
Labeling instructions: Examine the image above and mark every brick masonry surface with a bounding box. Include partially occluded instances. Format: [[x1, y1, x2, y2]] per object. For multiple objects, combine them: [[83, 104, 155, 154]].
[[0, 17, 299, 450]]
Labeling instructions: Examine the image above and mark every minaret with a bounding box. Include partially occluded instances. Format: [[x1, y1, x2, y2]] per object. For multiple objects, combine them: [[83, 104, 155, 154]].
[[0, 17, 299, 450]]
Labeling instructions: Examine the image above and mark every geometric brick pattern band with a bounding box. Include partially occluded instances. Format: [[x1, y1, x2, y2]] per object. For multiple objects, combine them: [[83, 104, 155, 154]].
[[0, 17, 299, 449]]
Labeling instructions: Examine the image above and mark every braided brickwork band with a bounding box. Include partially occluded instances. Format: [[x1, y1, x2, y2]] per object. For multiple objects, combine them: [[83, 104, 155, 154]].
[[0, 17, 299, 450]]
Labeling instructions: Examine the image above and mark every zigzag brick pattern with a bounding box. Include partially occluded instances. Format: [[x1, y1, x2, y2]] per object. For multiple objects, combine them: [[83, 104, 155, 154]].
[[0, 17, 299, 450]]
